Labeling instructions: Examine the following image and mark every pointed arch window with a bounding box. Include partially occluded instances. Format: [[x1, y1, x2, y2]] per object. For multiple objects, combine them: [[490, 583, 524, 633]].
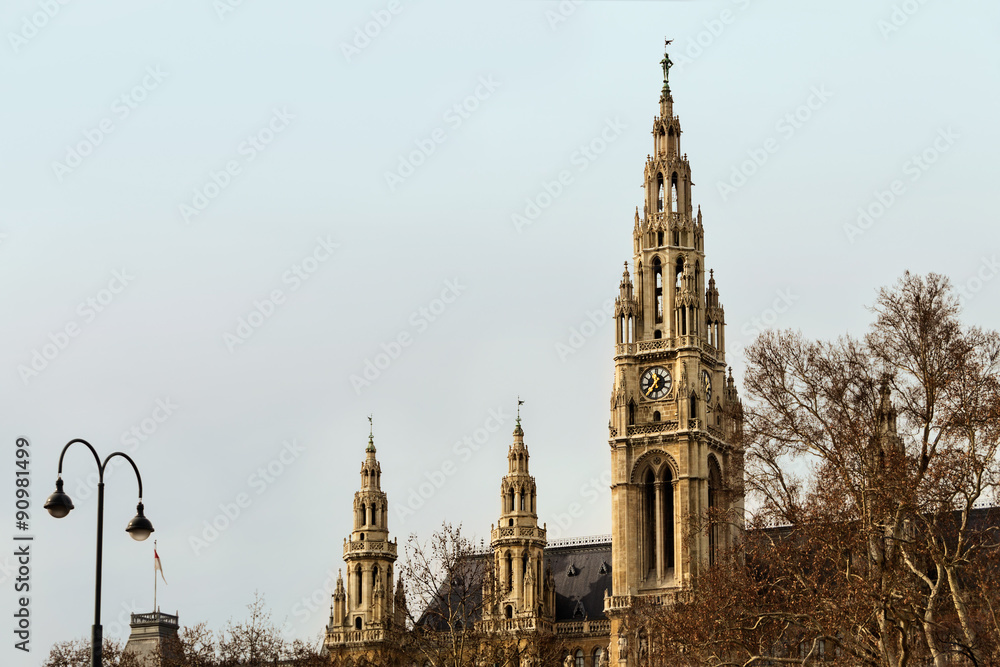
[[708, 457, 723, 565], [656, 173, 664, 212], [652, 257, 663, 324], [671, 172, 679, 213], [640, 465, 675, 579]]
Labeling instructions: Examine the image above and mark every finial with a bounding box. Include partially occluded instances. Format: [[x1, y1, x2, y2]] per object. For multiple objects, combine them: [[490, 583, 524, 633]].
[[516, 396, 524, 425], [366, 415, 376, 453]]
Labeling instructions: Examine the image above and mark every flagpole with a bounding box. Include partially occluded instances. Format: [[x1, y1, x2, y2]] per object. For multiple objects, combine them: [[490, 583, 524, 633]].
[[153, 539, 157, 613]]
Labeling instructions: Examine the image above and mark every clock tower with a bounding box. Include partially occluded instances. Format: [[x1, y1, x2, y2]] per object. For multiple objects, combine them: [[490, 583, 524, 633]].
[[605, 46, 744, 663]]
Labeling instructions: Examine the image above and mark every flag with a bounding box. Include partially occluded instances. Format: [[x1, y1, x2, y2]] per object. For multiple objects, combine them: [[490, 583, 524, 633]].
[[154, 548, 167, 585]]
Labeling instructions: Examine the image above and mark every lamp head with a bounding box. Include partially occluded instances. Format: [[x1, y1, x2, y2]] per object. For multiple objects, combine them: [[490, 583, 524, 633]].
[[44, 478, 74, 519], [126, 501, 154, 541]]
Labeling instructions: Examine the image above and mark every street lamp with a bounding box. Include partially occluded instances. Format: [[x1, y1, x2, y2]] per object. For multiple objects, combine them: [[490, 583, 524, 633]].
[[44, 438, 154, 667]]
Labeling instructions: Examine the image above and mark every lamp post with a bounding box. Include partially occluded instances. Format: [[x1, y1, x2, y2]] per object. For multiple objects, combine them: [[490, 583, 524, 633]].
[[44, 438, 154, 667]]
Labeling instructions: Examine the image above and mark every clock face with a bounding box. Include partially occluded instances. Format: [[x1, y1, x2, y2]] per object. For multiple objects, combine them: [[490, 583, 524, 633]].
[[640, 367, 672, 400], [702, 370, 712, 402]]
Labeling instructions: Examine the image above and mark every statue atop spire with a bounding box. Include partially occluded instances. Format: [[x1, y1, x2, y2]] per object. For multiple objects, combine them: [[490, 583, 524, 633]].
[[661, 39, 674, 94], [366, 414, 375, 453]]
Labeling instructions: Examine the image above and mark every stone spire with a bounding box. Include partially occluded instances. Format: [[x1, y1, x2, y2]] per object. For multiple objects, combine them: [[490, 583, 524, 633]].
[[487, 406, 550, 624], [325, 423, 399, 653]]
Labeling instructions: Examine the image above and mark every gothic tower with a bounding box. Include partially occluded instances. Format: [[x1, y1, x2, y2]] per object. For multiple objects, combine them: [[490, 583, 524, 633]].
[[325, 427, 400, 655], [485, 412, 555, 627], [606, 46, 745, 663]]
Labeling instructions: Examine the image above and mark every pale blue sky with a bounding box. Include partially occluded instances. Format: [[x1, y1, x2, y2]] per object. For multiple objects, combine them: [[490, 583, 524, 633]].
[[2, 0, 999, 661]]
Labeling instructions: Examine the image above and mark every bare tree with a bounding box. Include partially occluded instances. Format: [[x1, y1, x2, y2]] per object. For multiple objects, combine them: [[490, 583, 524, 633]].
[[43, 636, 141, 667], [630, 272, 1000, 666], [385, 522, 565, 667], [217, 592, 286, 666]]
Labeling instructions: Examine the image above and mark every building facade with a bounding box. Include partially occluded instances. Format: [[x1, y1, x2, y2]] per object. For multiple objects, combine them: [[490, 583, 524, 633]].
[[324, 46, 744, 666]]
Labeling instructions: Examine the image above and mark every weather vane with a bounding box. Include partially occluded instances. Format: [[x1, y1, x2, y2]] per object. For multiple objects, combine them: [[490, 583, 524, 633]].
[[368, 414, 373, 436], [517, 396, 524, 424]]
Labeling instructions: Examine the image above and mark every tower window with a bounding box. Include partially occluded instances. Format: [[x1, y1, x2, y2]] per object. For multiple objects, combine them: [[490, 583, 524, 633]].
[[654, 329, 662, 339], [656, 174, 664, 212], [355, 616, 362, 630], [708, 457, 722, 565], [652, 257, 663, 324], [628, 399, 636, 426], [657, 231, 664, 247], [653, 411, 661, 422], [671, 172, 679, 213]]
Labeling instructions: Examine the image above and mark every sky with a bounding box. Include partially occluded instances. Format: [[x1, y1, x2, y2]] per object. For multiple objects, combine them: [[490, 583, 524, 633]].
[[2, 0, 999, 663]]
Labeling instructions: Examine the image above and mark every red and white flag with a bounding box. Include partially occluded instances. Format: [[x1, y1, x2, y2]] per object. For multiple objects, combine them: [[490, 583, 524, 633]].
[[154, 548, 167, 585]]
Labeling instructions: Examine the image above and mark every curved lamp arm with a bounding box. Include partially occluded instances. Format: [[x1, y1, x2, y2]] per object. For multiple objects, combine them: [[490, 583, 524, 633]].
[[102, 452, 145, 500], [56, 438, 103, 478]]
